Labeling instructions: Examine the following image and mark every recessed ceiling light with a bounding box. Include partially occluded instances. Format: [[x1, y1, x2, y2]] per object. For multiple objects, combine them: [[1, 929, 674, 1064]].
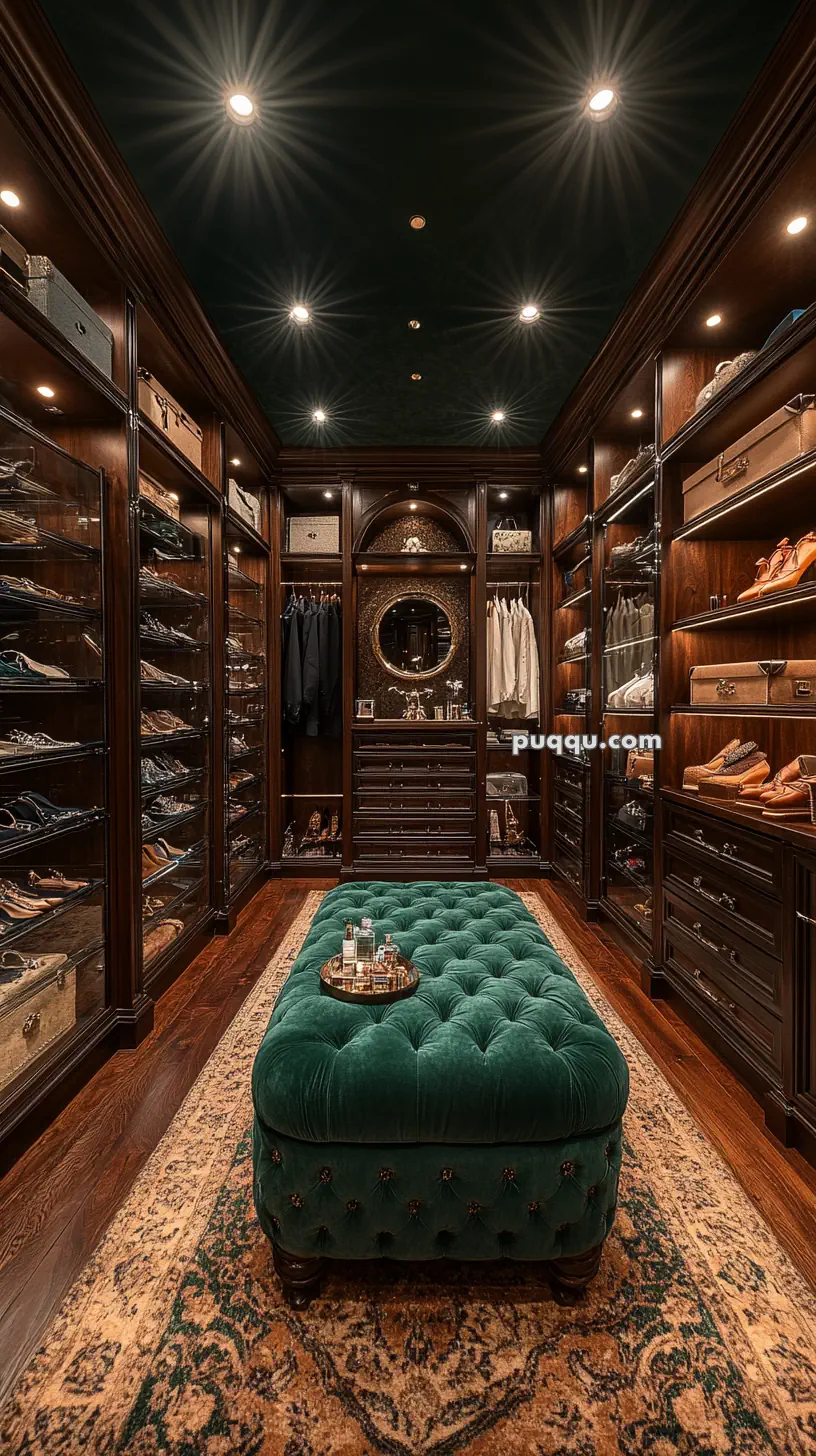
[[705, 313, 722, 327], [519, 305, 539, 323], [36, 385, 55, 398], [229, 456, 241, 466], [408, 319, 421, 329], [585, 86, 618, 121], [578, 465, 588, 474], [360, 563, 368, 570], [313, 408, 326, 423], [323, 490, 334, 499], [0, 189, 20, 208], [630, 408, 644, 419], [459, 563, 468, 570], [290, 304, 311, 324], [169, 492, 179, 502], [787, 215, 808, 235], [409, 215, 426, 229], [499, 491, 509, 500], [491, 410, 505, 423], [411, 372, 422, 381], [409, 502, 418, 511], [226, 93, 256, 125], [232, 544, 241, 554]]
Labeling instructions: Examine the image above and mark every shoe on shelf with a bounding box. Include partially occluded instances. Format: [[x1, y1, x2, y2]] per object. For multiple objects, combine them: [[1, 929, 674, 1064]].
[[737, 758, 801, 808], [737, 539, 792, 602], [28, 869, 89, 896], [0, 649, 69, 681], [682, 738, 740, 793], [757, 531, 816, 596], [761, 780, 811, 819], [698, 743, 769, 801]]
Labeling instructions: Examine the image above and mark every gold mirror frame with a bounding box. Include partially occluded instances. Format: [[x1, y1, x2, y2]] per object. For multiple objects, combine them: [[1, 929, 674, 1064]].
[[371, 591, 458, 680]]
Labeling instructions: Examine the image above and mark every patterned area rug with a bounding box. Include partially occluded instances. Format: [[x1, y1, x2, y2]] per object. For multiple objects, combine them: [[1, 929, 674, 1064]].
[[3, 888, 816, 1455]]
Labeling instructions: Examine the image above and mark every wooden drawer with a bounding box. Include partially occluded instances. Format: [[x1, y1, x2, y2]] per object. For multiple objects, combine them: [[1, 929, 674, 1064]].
[[354, 843, 474, 866], [554, 787, 584, 829], [662, 930, 783, 1076], [553, 757, 588, 797], [354, 788, 475, 813], [353, 816, 475, 839], [664, 802, 782, 897], [554, 810, 584, 859], [663, 887, 781, 1011], [664, 848, 782, 959], [553, 841, 584, 895], [354, 749, 474, 773]]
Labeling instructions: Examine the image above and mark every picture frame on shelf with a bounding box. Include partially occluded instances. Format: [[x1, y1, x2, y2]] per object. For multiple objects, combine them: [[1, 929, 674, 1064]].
[[355, 698, 375, 719]]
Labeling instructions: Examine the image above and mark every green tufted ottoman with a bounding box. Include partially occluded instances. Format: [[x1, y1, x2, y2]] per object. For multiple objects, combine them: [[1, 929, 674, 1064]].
[[252, 882, 629, 1307]]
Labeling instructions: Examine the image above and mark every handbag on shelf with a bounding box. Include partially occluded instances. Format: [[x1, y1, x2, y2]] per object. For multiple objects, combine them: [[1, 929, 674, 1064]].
[[491, 517, 532, 553], [486, 771, 528, 797], [609, 444, 655, 497], [287, 515, 339, 554], [137, 368, 203, 470], [229, 477, 262, 533], [139, 469, 180, 521], [689, 658, 816, 707], [694, 353, 757, 413]]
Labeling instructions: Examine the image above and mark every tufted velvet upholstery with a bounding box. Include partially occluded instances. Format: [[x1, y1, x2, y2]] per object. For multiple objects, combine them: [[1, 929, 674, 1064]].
[[253, 882, 628, 1263]]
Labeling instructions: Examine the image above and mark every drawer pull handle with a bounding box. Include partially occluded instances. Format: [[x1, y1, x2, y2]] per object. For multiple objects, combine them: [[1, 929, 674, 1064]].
[[796, 911, 816, 927], [22, 1012, 41, 1038], [692, 921, 720, 954], [722, 842, 738, 858], [719, 892, 736, 911], [692, 969, 736, 1013], [690, 828, 718, 853]]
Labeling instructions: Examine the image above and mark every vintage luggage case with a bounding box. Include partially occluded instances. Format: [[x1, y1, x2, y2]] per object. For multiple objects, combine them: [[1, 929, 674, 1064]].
[[137, 368, 203, 469], [690, 659, 816, 707], [287, 514, 339, 553], [491, 516, 532, 553], [0, 224, 27, 289], [682, 394, 816, 524], [27, 256, 114, 378], [229, 477, 262, 533], [139, 468, 180, 521], [0, 954, 76, 1091]]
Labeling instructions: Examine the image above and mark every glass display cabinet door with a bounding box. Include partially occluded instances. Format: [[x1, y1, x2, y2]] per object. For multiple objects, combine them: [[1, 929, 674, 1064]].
[[601, 492, 657, 942], [225, 547, 267, 897], [0, 409, 108, 1106], [138, 479, 213, 977]]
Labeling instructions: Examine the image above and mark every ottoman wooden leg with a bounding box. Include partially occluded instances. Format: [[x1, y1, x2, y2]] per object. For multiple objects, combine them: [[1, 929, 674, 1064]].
[[272, 1243, 324, 1310], [548, 1240, 604, 1305]]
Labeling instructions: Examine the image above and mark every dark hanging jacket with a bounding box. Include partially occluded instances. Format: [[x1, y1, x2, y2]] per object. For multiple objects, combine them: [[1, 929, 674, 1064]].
[[282, 599, 303, 725], [319, 601, 342, 736], [301, 601, 321, 736]]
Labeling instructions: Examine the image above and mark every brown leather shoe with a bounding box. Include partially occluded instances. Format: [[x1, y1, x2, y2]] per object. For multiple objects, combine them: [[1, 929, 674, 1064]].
[[682, 738, 740, 792], [737, 539, 791, 602], [737, 758, 801, 807], [698, 744, 769, 800], [761, 780, 810, 818]]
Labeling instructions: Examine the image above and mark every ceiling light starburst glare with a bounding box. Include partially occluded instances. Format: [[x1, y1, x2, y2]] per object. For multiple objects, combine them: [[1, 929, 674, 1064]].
[[491, 410, 505, 424], [290, 304, 311, 325], [519, 305, 540, 322]]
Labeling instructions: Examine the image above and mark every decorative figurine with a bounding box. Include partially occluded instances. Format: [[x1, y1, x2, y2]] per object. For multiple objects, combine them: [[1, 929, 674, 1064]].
[[402, 536, 426, 553], [389, 685, 434, 719]]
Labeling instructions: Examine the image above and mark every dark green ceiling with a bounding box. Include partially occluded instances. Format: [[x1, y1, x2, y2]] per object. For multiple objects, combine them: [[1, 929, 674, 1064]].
[[42, 0, 797, 447]]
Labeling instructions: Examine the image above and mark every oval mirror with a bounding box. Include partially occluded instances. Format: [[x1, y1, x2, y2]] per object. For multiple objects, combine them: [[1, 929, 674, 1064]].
[[373, 595, 456, 678]]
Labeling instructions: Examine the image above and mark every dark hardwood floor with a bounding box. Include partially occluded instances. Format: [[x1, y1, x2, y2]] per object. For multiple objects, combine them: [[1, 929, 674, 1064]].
[[1, 873, 815, 1412]]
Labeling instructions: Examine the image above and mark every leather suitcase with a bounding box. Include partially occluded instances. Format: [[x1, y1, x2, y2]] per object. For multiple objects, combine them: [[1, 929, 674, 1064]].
[[137, 368, 203, 469], [0, 224, 27, 289], [682, 395, 816, 524], [139, 469, 180, 521], [287, 514, 339, 553], [27, 256, 113, 378], [0, 955, 76, 1091], [690, 659, 816, 707]]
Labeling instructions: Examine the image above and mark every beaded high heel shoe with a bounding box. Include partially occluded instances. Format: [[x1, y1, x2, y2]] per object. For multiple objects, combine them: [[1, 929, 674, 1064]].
[[737, 539, 792, 602]]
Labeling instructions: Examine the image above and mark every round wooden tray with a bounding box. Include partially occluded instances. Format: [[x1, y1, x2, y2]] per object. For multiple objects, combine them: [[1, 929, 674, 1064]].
[[319, 951, 419, 1004]]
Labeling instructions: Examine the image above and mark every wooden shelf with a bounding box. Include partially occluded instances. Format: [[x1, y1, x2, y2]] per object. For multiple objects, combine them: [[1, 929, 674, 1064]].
[[663, 786, 816, 851], [138, 415, 220, 505], [0, 276, 127, 422], [673, 449, 816, 542], [673, 580, 816, 630], [355, 552, 474, 575], [225, 510, 270, 555], [552, 518, 591, 559], [671, 704, 816, 717]]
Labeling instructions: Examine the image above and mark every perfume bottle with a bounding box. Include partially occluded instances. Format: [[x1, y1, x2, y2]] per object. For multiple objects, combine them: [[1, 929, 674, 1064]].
[[356, 917, 375, 962], [382, 933, 397, 968], [342, 921, 356, 968]]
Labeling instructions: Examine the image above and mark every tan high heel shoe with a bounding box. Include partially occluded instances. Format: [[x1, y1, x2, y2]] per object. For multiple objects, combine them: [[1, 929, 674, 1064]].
[[682, 738, 740, 792], [757, 531, 816, 596], [737, 539, 791, 602]]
